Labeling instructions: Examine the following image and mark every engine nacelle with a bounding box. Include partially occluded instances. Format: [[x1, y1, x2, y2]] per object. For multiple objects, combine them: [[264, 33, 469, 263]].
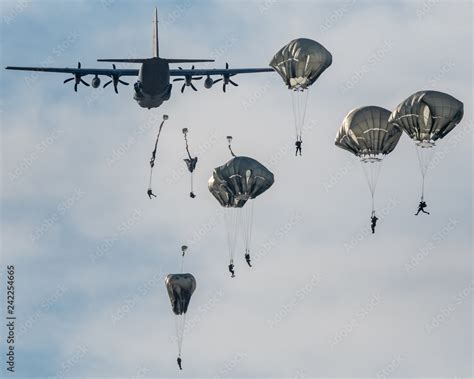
[[204, 76, 213, 89], [91, 76, 101, 88]]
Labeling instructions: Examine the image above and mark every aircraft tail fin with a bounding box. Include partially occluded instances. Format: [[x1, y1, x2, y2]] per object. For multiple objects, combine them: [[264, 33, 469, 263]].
[[97, 8, 214, 64], [152, 7, 159, 58]]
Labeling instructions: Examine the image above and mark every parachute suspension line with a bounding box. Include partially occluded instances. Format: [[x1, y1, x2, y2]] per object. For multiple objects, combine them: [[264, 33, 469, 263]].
[[240, 201, 255, 254], [291, 89, 309, 140], [300, 88, 310, 140], [147, 115, 168, 198], [224, 208, 239, 263], [361, 159, 383, 215], [175, 313, 186, 357], [415, 144, 435, 201]]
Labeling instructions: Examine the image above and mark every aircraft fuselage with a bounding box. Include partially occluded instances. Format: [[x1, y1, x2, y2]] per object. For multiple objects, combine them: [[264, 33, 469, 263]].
[[133, 58, 172, 109]]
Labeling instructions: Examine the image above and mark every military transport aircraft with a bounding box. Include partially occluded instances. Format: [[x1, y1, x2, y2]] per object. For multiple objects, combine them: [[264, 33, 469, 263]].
[[5, 8, 274, 109]]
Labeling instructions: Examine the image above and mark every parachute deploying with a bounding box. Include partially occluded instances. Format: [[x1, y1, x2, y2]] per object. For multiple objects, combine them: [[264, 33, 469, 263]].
[[165, 245, 196, 370], [147, 114, 169, 199], [335, 106, 402, 232], [270, 38, 332, 147], [182, 128, 198, 198], [388, 90, 463, 212], [208, 150, 274, 277], [165, 273, 196, 316]]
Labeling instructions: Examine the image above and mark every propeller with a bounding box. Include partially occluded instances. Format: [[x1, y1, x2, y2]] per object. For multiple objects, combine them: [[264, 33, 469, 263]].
[[213, 63, 238, 93], [173, 66, 203, 93], [63, 62, 90, 92], [103, 64, 129, 94]]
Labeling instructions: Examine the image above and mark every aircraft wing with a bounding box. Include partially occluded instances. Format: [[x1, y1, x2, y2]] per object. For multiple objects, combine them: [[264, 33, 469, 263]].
[[170, 67, 274, 77], [5, 66, 139, 76]]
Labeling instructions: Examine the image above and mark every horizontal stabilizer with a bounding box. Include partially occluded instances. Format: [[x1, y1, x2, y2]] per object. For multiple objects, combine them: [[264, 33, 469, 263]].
[[165, 58, 215, 64], [97, 58, 153, 63]]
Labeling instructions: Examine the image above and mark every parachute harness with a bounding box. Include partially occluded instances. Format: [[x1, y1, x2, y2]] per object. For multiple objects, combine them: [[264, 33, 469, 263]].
[[147, 115, 168, 198], [182, 128, 198, 198]]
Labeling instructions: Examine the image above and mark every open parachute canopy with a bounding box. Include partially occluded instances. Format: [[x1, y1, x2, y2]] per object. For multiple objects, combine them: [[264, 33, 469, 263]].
[[270, 38, 332, 90], [270, 38, 332, 141], [388, 90, 464, 202], [335, 106, 402, 217], [335, 106, 402, 160], [208, 156, 275, 208], [388, 90, 464, 144], [165, 273, 196, 316]]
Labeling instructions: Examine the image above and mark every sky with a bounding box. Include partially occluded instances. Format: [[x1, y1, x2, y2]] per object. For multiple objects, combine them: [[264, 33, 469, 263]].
[[0, 0, 472, 377]]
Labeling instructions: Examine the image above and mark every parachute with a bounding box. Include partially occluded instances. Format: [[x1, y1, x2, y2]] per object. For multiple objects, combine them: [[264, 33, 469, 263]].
[[182, 128, 198, 198], [335, 106, 402, 223], [270, 38, 332, 142], [208, 153, 274, 276], [388, 90, 464, 202], [165, 245, 196, 369], [147, 114, 169, 199]]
